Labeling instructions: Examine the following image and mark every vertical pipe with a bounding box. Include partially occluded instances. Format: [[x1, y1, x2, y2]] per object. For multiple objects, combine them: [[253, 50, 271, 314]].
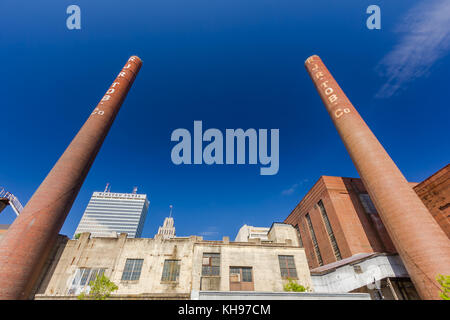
[[0, 56, 142, 299], [305, 55, 450, 300]]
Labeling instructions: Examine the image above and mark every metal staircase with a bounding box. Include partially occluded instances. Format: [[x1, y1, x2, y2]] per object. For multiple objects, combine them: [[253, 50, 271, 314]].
[[0, 187, 24, 216]]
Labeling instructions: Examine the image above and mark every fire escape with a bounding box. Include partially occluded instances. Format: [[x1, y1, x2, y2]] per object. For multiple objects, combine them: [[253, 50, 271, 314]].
[[0, 187, 24, 216]]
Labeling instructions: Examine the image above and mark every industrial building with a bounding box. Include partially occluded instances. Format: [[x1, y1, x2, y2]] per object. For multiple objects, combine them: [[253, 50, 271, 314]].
[[284, 165, 449, 299], [34, 223, 321, 299]]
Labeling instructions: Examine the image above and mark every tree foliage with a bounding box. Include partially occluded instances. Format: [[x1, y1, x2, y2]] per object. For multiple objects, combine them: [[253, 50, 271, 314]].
[[283, 278, 309, 292], [77, 274, 118, 300], [436, 274, 450, 300]]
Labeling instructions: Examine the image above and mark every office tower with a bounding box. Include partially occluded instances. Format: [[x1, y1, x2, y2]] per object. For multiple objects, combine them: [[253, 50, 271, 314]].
[[75, 190, 149, 238]]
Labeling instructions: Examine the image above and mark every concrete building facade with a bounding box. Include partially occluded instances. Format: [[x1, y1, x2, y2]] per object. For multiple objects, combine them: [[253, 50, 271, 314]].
[[34, 223, 313, 299], [234, 224, 270, 242]]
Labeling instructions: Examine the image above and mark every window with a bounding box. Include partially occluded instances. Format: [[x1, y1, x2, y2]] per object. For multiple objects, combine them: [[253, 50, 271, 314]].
[[68, 268, 105, 295], [229, 267, 254, 291], [359, 193, 377, 214], [202, 253, 220, 276], [294, 224, 304, 247], [317, 200, 342, 260], [121, 259, 143, 281], [278, 255, 298, 279], [305, 213, 323, 266], [161, 259, 180, 282]]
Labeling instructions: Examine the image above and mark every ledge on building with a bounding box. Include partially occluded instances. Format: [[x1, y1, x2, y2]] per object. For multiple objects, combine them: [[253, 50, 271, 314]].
[[191, 290, 371, 300]]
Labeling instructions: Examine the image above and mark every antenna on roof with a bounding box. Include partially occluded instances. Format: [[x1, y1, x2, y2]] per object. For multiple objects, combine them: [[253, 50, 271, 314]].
[[169, 205, 173, 218], [132, 186, 138, 194], [104, 183, 110, 193]]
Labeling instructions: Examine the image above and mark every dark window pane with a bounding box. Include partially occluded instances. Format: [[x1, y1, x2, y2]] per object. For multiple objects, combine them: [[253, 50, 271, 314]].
[[122, 259, 144, 281], [241, 268, 252, 282], [305, 213, 323, 266], [318, 200, 342, 260], [162, 260, 180, 282]]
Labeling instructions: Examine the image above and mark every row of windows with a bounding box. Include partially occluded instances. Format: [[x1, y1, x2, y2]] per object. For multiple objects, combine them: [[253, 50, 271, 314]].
[[85, 211, 144, 216], [118, 253, 299, 284], [69, 253, 299, 295], [87, 203, 146, 209], [86, 207, 145, 212], [78, 222, 139, 227], [84, 210, 144, 216], [200, 253, 298, 280], [79, 221, 139, 227]]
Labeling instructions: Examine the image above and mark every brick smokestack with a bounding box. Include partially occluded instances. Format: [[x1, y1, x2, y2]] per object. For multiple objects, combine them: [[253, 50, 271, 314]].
[[0, 56, 142, 299], [305, 55, 450, 300]]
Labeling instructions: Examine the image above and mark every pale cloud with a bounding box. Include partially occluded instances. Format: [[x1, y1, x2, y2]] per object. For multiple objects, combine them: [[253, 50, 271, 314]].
[[375, 0, 450, 98], [281, 179, 308, 196]]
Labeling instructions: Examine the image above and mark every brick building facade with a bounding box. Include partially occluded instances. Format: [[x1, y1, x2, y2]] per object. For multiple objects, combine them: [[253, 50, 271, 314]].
[[285, 166, 449, 269], [413, 164, 449, 238]]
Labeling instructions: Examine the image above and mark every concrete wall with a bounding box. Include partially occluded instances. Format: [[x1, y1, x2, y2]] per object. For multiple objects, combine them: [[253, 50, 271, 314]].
[[193, 291, 371, 300], [311, 254, 409, 293], [192, 242, 311, 292]]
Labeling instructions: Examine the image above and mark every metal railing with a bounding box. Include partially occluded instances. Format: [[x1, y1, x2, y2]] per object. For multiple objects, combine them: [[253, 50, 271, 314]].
[[0, 187, 24, 216]]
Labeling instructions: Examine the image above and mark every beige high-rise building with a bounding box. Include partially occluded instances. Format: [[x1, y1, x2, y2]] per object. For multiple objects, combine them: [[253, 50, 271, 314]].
[[156, 217, 176, 239]]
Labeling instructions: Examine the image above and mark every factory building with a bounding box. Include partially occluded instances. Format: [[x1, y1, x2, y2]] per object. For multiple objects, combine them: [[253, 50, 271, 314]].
[[34, 223, 318, 299]]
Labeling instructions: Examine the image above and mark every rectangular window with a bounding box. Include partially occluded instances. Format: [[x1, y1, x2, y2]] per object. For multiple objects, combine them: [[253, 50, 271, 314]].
[[121, 258, 144, 281], [278, 255, 298, 279], [68, 268, 105, 295], [202, 253, 220, 276], [161, 259, 181, 282], [359, 193, 377, 214], [229, 266, 254, 291], [317, 200, 342, 260], [305, 213, 323, 266], [294, 224, 304, 247]]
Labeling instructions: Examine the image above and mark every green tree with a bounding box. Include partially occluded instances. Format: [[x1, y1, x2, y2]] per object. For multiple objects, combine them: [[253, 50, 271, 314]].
[[74, 233, 81, 240], [77, 274, 118, 300], [283, 278, 309, 292], [436, 274, 450, 300]]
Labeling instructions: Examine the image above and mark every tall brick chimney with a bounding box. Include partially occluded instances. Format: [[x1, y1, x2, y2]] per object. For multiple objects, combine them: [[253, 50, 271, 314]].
[[0, 56, 142, 299], [304, 55, 450, 300]]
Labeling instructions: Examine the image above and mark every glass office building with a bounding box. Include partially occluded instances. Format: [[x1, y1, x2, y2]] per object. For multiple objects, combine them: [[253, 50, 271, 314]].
[[74, 191, 149, 238]]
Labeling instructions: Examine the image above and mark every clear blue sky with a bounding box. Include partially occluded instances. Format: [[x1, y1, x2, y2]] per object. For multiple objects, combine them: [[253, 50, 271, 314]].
[[1, 0, 449, 239]]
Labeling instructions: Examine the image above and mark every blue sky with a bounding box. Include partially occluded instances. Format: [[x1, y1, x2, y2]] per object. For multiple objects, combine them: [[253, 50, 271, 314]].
[[0, 0, 449, 240]]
